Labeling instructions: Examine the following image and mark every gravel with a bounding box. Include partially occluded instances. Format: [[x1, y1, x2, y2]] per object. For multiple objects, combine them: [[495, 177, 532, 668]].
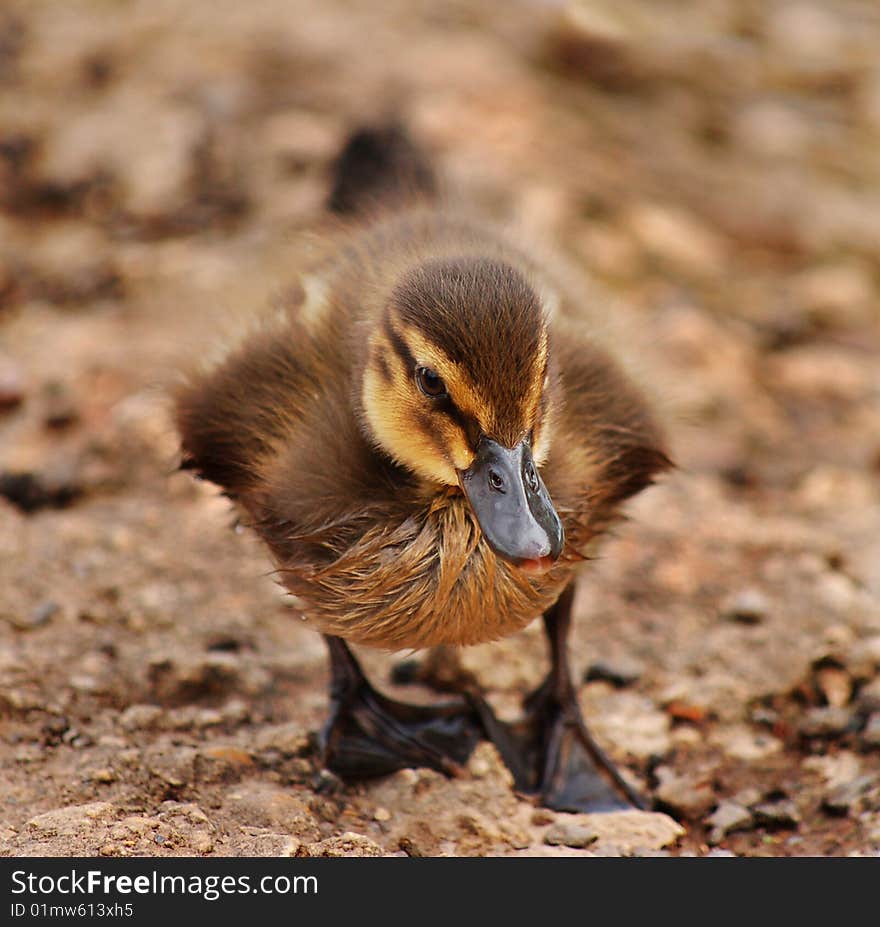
[[2, 0, 880, 860]]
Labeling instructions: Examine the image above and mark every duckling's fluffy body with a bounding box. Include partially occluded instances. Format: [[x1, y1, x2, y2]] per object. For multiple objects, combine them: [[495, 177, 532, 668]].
[[176, 208, 668, 650]]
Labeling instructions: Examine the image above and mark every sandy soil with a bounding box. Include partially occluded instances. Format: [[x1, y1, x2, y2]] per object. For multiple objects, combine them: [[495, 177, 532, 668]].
[[1, 0, 879, 857]]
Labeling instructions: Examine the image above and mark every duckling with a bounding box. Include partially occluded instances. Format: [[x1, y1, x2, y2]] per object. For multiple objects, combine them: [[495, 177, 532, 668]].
[[174, 123, 671, 812]]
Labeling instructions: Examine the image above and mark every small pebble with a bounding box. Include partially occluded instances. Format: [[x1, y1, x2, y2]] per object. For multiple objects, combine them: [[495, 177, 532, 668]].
[[584, 657, 643, 688], [798, 706, 854, 738], [733, 789, 762, 809], [118, 704, 163, 731], [823, 775, 880, 817], [544, 821, 599, 849], [752, 800, 801, 829], [373, 807, 391, 822], [531, 809, 555, 826], [43, 383, 80, 430], [294, 832, 384, 858], [30, 600, 60, 627], [90, 767, 116, 784], [665, 700, 708, 725], [0, 358, 24, 412], [815, 666, 852, 709], [705, 801, 753, 845], [721, 589, 769, 625], [847, 636, 880, 677], [862, 714, 880, 748], [654, 766, 716, 818], [856, 679, 880, 714]]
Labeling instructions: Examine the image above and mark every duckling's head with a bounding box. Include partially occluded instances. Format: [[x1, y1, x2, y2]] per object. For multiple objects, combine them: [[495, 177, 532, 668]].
[[361, 255, 564, 571]]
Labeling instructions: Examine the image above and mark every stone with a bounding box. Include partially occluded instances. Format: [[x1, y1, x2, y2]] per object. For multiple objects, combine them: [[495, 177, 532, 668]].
[[815, 666, 853, 709], [544, 5, 644, 92], [195, 745, 254, 781], [147, 653, 243, 704], [29, 600, 60, 627], [0, 356, 24, 412], [752, 800, 801, 829], [721, 589, 770, 625], [293, 832, 384, 858], [118, 704, 164, 731], [798, 706, 854, 738], [27, 802, 117, 837], [531, 809, 556, 826], [42, 381, 79, 430], [559, 811, 683, 856], [224, 783, 321, 841], [145, 746, 196, 788], [856, 679, 880, 713], [847, 637, 880, 678], [584, 687, 672, 759], [544, 821, 599, 849], [792, 261, 876, 328], [711, 724, 782, 761], [862, 713, 880, 748], [802, 752, 862, 788], [823, 775, 880, 817], [866, 816, 880, 846], [253, 721, 310, 756], [90, 768, 116, 784], [705, 801, 753, 845], [584, 656, 644, 688], [4, 600, 61, 630], [654, 766, 716, 818]]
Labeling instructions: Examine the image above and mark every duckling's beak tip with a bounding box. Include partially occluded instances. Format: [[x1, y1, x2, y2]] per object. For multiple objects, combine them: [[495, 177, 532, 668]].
[[516, 555, 557, 576], [458, 436, 563, 569]]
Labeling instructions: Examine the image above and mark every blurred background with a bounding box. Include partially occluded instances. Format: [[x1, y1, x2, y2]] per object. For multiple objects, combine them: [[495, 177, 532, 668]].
[[1, 0, 879, 857]]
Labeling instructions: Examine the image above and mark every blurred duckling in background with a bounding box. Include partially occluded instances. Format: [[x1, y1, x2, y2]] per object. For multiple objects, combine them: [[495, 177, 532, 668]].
[[175, 124, 670, 812]]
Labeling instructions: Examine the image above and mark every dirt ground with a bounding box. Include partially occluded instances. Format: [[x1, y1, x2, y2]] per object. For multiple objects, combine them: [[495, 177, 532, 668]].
[[1, 0, 879, 858]]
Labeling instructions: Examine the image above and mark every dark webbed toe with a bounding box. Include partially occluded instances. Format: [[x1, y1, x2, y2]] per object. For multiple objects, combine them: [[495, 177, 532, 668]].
[[519, 679, 646, 812], [478, 584, 648, 813], [322, 636, 482, 779]]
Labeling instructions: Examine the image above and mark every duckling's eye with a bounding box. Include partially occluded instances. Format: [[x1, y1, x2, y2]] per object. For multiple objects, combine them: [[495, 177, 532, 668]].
[[416, 366, 447, 399]]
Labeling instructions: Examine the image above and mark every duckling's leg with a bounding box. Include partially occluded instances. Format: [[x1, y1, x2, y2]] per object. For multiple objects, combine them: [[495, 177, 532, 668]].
[[499, 585, 648, 813], [320, 636, 483, 780]]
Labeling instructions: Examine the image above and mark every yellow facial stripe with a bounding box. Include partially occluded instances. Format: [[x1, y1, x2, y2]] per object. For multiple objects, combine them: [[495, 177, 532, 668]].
[[362, 357, 459, 485], [522, 331, 548, 430], [395, 323, 492, 431], [362, 311, 553, 484]]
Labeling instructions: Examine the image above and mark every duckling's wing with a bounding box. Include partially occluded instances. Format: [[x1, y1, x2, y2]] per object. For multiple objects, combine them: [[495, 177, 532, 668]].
[[174, 310, 411, 558], [544, 325, 671, 529], [174, 320, 316, 500]]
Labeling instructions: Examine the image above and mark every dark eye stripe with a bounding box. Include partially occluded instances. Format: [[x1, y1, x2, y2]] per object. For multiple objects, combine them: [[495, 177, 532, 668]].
[[382, 316, 481, 448], [383, 318, 417, 373], [443, 400, 481, 448]]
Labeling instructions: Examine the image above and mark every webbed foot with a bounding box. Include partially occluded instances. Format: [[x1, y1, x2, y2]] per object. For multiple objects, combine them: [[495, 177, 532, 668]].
[[321, 636, 482, 779], [475, 584, 649, 813]]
